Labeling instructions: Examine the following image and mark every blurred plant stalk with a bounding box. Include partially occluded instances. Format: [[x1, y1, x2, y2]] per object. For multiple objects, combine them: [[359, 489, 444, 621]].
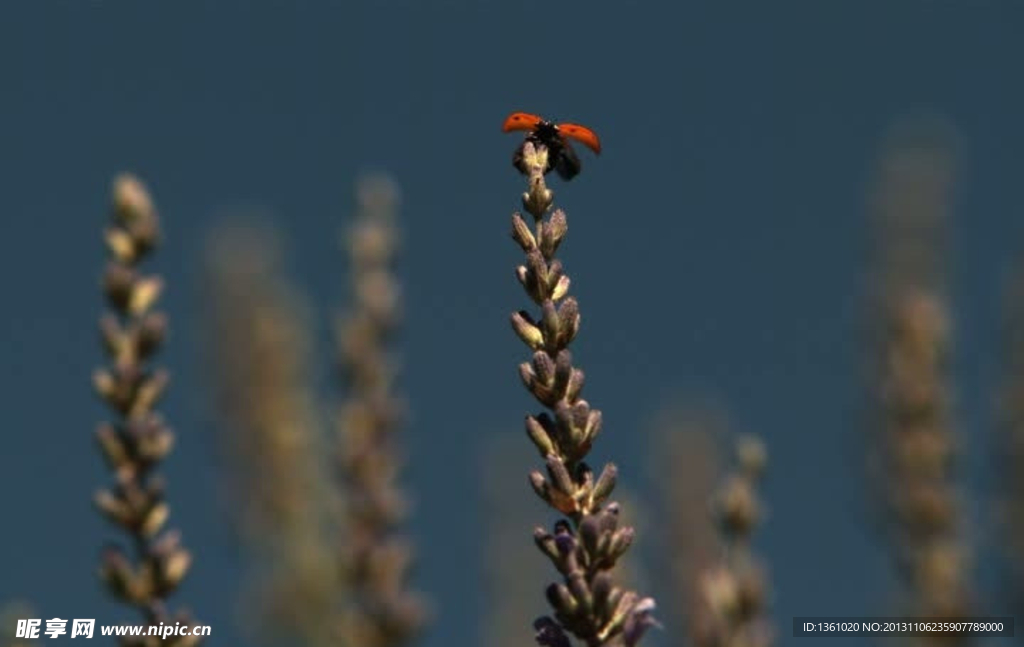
[[868, 122, 973, 645], [650, 405, 723, 644], [203, 221, 338, 647], [92, 175, 203, 647], [1, 602, 38, 647], [1000, 262, 1024, 620], [203, 175, 427, 647], [692, 435, 773, 647], [334, 175, 427, 647]]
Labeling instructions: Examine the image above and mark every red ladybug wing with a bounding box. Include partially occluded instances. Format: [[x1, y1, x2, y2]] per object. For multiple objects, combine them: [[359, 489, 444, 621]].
[[502, 112, 544, 133], [557, 123, 601, 155]]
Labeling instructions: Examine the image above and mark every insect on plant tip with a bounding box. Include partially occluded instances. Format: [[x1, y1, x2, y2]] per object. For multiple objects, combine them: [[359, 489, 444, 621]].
[[503, 112, 601, 181]]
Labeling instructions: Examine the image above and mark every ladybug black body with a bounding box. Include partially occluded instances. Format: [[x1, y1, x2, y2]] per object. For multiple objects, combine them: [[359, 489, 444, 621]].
[[512, 120, 582, 180]]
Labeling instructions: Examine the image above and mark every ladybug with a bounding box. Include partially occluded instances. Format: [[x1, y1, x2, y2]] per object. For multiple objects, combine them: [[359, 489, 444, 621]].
[[502, 112, 602, 181]]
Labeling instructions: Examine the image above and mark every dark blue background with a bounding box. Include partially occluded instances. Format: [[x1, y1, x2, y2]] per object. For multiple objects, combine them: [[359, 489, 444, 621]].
[[3, 3, 1023, 646]]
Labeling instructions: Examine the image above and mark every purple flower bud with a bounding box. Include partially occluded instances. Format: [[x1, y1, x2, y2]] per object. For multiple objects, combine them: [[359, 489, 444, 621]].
[[579, 514, 602, 555], [512, 213, 538, 252], [554, 533, 576, 557], [533, 351, 556, 386], [623, 598, 660, 647], [546, 583, 577, 615], [533, 617, 571, 647], [553, 349, 573, 395]]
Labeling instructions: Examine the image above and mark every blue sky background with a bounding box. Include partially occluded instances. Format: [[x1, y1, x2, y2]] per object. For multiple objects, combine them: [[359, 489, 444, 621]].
[[3, 3, 1024, 646]]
